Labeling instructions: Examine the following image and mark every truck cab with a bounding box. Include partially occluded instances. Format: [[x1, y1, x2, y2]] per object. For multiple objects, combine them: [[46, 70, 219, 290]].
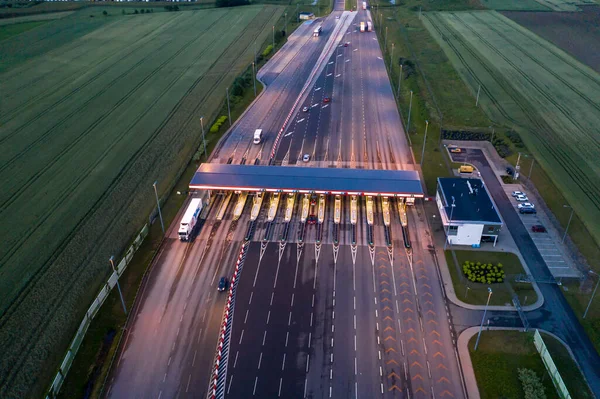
[[253, 129, 263, 145], [313, 26, 322, 37]]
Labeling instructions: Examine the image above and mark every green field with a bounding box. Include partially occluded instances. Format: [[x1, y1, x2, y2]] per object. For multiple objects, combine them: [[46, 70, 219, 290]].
[[0, 5, 283, 398], [422, 10, 600, 249], [469, 330, 593, 399]]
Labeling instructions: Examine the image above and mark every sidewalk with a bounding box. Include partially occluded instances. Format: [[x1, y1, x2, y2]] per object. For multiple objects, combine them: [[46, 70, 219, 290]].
[[426, 200, 544, 311]]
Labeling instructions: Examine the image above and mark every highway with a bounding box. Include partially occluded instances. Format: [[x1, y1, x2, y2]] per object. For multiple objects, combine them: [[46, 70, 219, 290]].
[[105, 1, 466, 398]]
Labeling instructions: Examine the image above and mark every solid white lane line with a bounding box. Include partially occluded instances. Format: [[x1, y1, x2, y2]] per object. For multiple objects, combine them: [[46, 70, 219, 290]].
[[258, 352, 263, 369], [239, 330, 244, 345], [234, 351, 239, 368]]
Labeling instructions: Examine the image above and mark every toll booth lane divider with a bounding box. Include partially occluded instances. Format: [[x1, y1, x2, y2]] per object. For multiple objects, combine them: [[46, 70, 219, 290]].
[[209, 241, 249, 399]]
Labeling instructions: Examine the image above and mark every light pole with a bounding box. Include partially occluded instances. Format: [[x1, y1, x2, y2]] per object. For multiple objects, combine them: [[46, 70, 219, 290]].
[[385, 26, 388, 49], [474, 287, 493, 351], [226, 87, 232, 127], [420, 120, 429, 167], [584, 271, 599, 319], [153, 181, 164, 233], [465, 286, 470, 299], [200, 116, 207, 160], [489, 126, 495, 143], [444, 196, 456, 250], [272, 25, 275, 50], [562, 205, 574, 243], [109, 256, 127, 315], [406, 90, 413, 136], [390, 43, 394, 69], [284, 12, 287, 34], [252, 62, 257, 97]]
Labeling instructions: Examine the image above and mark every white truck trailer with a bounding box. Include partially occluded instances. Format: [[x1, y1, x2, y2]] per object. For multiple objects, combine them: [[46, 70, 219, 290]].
[[253, 129, 263, 144], [178, 198, 203, 241], [362, 1, 367, 9], [367, 21, 373, 31], [313, 25, 322, 37]]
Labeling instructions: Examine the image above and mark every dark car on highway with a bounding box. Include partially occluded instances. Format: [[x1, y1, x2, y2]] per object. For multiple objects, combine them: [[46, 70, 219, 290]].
[[323, 97, 331, 103], [307, 215, 317, 225], [531, 225, 546, 233], [218, 277, 228, 292], [519, 207, 536, 214]]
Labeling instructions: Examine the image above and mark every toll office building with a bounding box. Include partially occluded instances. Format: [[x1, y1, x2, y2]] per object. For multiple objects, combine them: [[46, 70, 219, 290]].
[[436, 177, 503, 247]]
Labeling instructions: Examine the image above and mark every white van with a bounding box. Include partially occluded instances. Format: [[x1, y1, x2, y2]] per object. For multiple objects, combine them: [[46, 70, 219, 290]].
[[253, 129, 263, 144]]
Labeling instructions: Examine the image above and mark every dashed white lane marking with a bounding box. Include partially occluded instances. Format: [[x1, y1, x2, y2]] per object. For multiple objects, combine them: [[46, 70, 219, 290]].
[[310, 312, 314, 326], [158, 390, 162, 399], [249, 292, 253, 304], [262, 330, 267, 346], [309, 332, 312, 348], [312, 103, 319, 108], [168, 356, 172, 366], [322, 104, 329, 109], [291, 293, 295, 306], [306, 354, 310, 372], [227, 375, 234, 394], [253, 377, 258, 396], [336, 73, 341, 77], [239, 330, 244, 344], [327, 73, 333, 76], [354, 358, 357, 375], [353, 48, 358, 52], [258, 352, 263, 369], [278, 378, 283, 397], [337, 53, 343, 57], [345, 59, 350, 62], [297, 118, 306, 123], [163, 373, 167, 382], [377, 56, 382, 60], [234, 351, 239, 368], [288, 311, 293, 326], [315, 87, 322, 91], [192, 350, 197, 366], [186, 374, 191, 392], [285, 331, 289, 347], [328, 61, 334, 65], [267, 310, 271, 324], [244, 309, 249, 323], [282, 353, 286, 370], [270, 292, 275, 306]]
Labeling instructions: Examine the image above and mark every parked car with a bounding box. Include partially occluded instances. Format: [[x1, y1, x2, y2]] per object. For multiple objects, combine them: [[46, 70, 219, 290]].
[[218, 277, 228, 292], [518, 202, 535, 209], [520, 207, 537, 214], [531, 225, 546, 233], [450, 148, 462, 153], [323, 96, 331, 103], [302, 153, 310, 162], [303, 106, 309, 112], [515, 194, 529, 202], [511, 191, 525, 197], [506, 167, 514, 176]]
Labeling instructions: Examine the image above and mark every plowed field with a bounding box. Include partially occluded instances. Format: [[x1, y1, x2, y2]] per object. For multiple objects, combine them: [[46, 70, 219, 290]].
[[422, 11, 600, 245], [0, 6, 283, 398]]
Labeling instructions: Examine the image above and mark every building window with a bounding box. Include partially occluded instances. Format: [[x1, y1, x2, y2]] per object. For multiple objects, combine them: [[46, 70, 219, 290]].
[[448, 225, 458, 236], [487, 226, 496, 233]]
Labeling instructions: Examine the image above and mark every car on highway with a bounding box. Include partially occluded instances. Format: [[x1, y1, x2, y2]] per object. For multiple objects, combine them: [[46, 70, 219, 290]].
[[218, 277, 228, 292], [515, 194, 528, 202], [512, 191, 526, 197], [519, 207, 537, 214], [302, 153, 310, 162], [302, 106, 309, 112], [307, 215, 317, 224], [518, 202, 535, 209], [323, 96, 331, 103], [336, 15, 340, 19], [344, 42, 349, 47], [310, 195, 317, 206], [449, 148, 462, 153], [531, 225, 546, 233]]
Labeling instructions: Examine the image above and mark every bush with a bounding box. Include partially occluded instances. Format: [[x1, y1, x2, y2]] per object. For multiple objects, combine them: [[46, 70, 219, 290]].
[[141, 9, 145, 13], [102, 10, 107, 16], [134, 9, 138, 14], [462, 260, 505, 284], [442, 129, 490, 141], [493, 137, 512, 158], [216, 0, 250, 7], [506, 129, 524, 148], [518, 368, 547, 399], [210, 116, 228, 133], [262, 45, 273, 58]]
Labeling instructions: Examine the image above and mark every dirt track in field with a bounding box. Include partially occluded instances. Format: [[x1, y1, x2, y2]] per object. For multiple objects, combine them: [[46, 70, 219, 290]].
[[503, 6, 600, 73]]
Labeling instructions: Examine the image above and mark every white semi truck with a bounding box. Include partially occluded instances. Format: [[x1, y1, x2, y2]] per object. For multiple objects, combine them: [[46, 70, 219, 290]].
[[367, 21, 372, 31], [362, 1, 367, 9], [178, 198, 203, 241], [360, 21, 365, 32], [313, 25, 322, 37], [253, 129, 263, 144]]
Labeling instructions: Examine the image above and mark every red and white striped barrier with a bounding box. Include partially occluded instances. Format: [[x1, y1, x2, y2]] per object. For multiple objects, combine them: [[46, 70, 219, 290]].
[[209, 243, 248, 399]]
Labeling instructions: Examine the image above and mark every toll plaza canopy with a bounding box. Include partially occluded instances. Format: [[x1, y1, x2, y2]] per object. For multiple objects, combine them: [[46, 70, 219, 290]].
[[189, 164, 424, 197]]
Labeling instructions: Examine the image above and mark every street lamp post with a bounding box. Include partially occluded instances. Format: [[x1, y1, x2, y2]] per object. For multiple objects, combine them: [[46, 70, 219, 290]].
[[474, 287, 493, 351], [465, 286, 470, 299], [385, 26, 388, 49], [390, 43, 394, 69], [226, 87, 232, 127], [109, 256, 127, 315], [153, 181, 164, 233], [200, 116, 207, 160], [562, 205, 574, 243], [475, 84, 481, 107], [584, 271, 599, 319], [252, 62, 257, 97], [406, 90, 413, 136], [272, 25, 275, 50], [396, 65, 403, 98], [444, 196, 456, 250], [420, 120, 429, 167]]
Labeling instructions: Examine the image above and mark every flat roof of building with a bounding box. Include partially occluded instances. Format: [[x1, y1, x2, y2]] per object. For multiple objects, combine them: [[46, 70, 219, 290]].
[[190, 164, 423, 196], [437, 177, 501, 224]]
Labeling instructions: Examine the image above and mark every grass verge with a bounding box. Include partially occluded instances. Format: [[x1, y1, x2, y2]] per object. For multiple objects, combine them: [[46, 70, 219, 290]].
[[0, 20, 47, 40], [469, 330, 593, 399], [445, 250, 537, 306]]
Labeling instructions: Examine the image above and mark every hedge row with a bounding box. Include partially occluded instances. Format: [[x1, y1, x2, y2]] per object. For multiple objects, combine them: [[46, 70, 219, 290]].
[[210, 115, 228, 133], [518, 368, 547, 399]]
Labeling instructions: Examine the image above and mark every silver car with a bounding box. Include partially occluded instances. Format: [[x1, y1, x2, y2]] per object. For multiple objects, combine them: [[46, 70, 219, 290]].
[[302, 154, 310, 162]]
